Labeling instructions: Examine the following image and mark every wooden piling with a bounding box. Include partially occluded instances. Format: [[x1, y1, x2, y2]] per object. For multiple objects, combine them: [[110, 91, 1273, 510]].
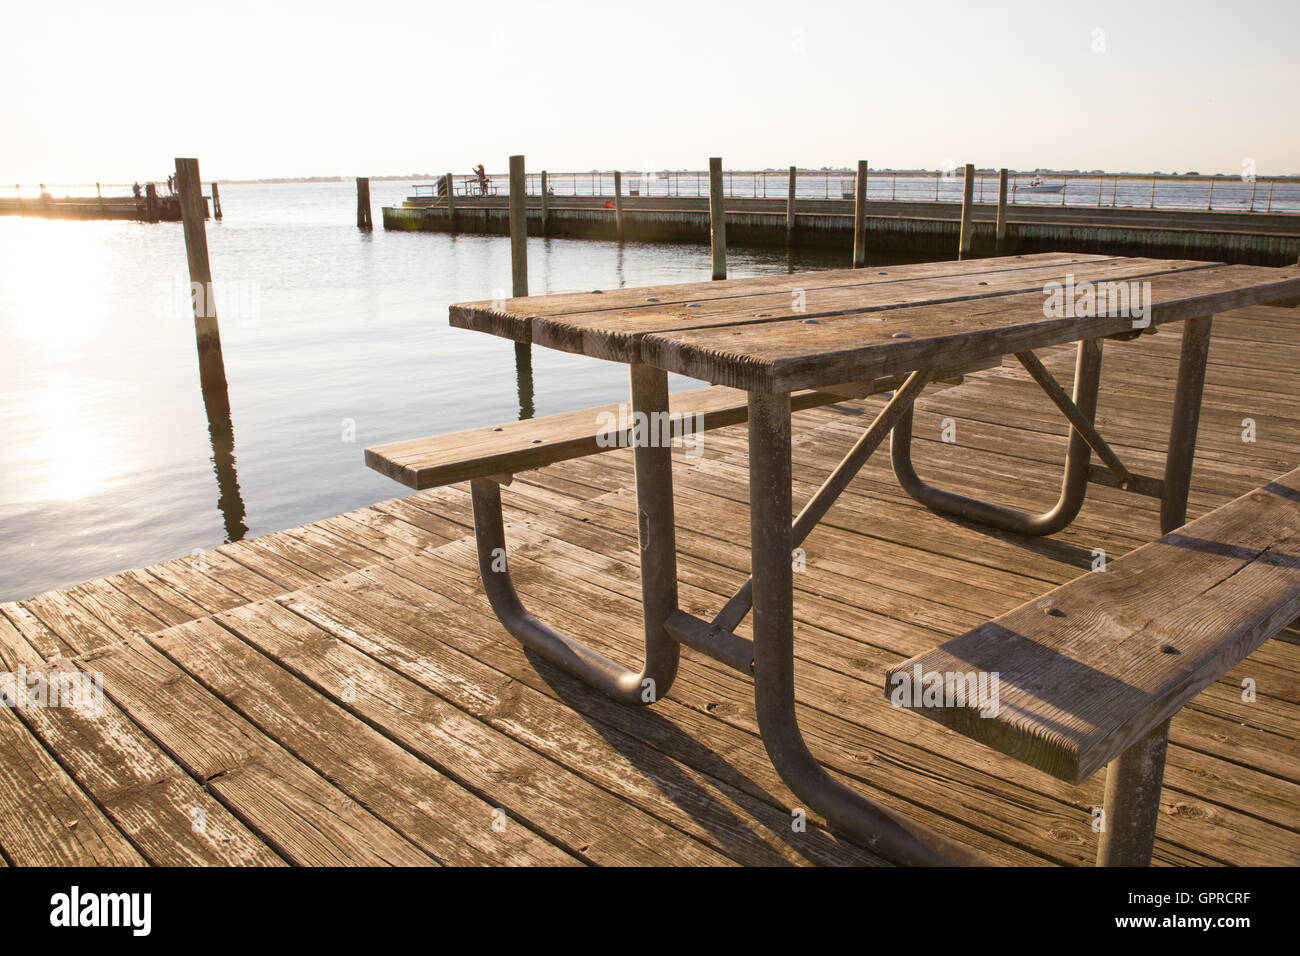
[[446, 172, 456, 229], [786, 166, 797, 246], [509, 155, 528, 297], [507, 156, 532, 406], [709, 157, 726, 280], [540, 170, 548, 235], [144, 182, 159, 222], [356, 177, 373, 230], [613, 170, 624, 240], [957, 163, 975, 260], [994, 168, 1009, 255], [174, 158, 228, 394], [852, 159, 868, 268], [96, 182, 105, 213], [211, 182, 222, 221]]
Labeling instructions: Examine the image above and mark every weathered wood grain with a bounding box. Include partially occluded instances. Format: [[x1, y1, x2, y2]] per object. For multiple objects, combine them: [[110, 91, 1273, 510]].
[[639, 264, 1300, 391], [530, 258, 1216, 363], [449, 252, 1112, 342]]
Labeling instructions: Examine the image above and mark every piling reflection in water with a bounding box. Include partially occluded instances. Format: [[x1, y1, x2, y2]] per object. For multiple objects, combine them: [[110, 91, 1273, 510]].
[[514, 342, 535, 421], [198, 368, 248, 542]]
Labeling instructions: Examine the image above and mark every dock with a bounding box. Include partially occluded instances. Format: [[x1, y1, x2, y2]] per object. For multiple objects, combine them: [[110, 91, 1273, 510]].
[[384, 192, 1300, 266], [1, 303, 1297, 866], [0, 193, 209, 223]]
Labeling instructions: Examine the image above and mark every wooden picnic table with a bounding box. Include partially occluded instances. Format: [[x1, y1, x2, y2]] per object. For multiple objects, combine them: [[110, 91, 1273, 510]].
[[443, 252, 1300, 865]]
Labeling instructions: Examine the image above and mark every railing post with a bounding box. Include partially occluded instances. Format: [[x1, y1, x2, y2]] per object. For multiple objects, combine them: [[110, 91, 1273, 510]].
[[852, 159, 868, 268], [540, 170, 548, 235], [613, 169, 624, 240], [786, 165, 797, 247], [446, 172, 456, 230], [957, 163, 975, 260], [709, 157, 726, 280], [509, 155, 528, 297], [995, 168, 1009, 255]]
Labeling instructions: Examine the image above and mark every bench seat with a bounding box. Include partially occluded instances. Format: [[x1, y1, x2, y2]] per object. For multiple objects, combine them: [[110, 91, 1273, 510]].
[[367, 385, 851, 490], [889, 465, 1300, 784], [887, 465, 1300, 862], [367, 358, 1002, 492]]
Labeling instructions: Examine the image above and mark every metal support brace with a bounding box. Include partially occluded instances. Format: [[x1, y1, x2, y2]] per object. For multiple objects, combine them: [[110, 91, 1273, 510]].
[[468, 364, 680, 706], [746, 389, 990, 865], [1014, 349, 1136, 488], [890, 338, 1104, 536]]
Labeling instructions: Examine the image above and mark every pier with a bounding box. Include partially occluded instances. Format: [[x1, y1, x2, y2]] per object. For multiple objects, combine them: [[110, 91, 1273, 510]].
[[1, 301, 1296, 866], [383, 170, 1300, 266], [0, 188, 211, 223]]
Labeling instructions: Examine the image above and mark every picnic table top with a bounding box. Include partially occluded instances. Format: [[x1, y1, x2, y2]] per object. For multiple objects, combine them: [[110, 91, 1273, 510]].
[[450, 253, 1300, 392]]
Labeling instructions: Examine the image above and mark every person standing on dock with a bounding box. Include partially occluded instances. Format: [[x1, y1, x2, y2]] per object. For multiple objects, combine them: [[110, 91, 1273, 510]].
[[133, 181, 142, 198], [473, 164, 489, 197]]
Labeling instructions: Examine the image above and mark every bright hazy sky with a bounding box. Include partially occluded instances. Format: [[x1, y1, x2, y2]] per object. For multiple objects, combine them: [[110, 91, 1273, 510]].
[[6, 0, 1297, 183]]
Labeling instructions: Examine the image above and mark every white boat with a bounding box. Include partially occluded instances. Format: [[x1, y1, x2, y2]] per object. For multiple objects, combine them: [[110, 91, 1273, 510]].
[[1016, 177, 1065, 194]]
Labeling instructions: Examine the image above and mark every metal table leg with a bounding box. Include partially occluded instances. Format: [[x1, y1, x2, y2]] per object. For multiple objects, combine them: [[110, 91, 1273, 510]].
[[747, 389, 990, 865], [1161, 315, 1214, 534], [469, 363, 680, 706], [889, 338, 1104, 536]]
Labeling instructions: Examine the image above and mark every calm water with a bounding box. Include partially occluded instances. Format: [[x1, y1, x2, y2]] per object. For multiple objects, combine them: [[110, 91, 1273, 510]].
[[0, 181, 923, 601]]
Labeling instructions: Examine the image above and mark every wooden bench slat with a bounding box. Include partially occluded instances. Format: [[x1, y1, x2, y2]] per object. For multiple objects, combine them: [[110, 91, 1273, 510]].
[[365, 385, 837, 491], [887, 465, 1300, 785]]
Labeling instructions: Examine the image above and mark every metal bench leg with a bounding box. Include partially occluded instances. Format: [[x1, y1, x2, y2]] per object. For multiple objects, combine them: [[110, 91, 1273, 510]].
[[1097, 719, 1170, 866], [469, 364, 680, 707], [747, 389, 990, 865], [889, 338, 1104, 536]]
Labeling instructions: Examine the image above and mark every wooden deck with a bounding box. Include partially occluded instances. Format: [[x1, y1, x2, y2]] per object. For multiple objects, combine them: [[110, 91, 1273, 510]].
[[2, 304, 1298, 866]]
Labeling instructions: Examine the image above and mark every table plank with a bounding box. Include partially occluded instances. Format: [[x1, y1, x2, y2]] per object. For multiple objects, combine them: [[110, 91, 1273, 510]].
[[450, 252, 1114, 343], [638, 264, 1300, 391], [529, 258, 1218, 362]]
